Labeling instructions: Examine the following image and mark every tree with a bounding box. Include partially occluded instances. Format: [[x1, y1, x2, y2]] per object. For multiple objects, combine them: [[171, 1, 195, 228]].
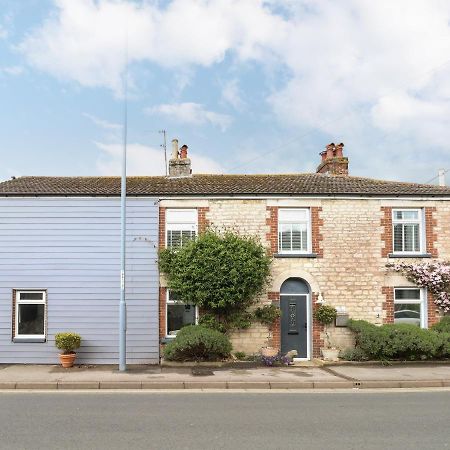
[[159, 230, 272, 332]]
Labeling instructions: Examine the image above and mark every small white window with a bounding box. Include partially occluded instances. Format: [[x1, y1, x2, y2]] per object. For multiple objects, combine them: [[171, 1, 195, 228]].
[[278, 208, 311, 254], [392, 209, 423, 254], [14, 290, 46, 340], [166, 291, 198, 337], [394, 288, 427, 328], [166, 209, 197, 248]]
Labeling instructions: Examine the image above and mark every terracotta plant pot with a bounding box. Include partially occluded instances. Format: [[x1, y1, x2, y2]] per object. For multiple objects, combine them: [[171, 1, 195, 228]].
[[321, 348, 340, 362], [59, 353, 77, 368], [261, 347, 279, 358]]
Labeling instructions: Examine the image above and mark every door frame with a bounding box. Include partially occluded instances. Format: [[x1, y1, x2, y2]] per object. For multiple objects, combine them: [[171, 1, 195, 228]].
[[279, 293, 311, 361]]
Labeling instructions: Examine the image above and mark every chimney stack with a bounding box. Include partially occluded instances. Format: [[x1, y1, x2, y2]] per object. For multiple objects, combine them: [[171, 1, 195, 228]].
[[168, 139, 192, 177], [316, 142, 349, 176]]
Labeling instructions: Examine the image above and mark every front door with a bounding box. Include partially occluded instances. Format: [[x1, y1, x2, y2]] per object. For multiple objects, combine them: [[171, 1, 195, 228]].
[[281, 295, 308, 358]]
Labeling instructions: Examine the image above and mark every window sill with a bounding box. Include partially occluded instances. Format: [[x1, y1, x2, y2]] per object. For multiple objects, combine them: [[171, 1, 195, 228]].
[[388, 253, 432, 259], [13, 337, 46, 343], [274, 253, 317, 258]]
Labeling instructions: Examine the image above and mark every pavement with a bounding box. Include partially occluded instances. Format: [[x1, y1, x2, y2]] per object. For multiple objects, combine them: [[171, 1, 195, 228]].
[[1, 362, 450, 390]]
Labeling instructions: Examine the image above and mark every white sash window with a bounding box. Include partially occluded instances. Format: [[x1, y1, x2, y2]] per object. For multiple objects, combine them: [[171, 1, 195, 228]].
[[166, 209, 197, 248], [278, 208, 311, 254]]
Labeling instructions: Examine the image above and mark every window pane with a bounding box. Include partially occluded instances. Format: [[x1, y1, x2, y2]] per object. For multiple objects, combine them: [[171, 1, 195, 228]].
[[395, 289, 420, 300], [279, 209, 308, 222], [394, 303, 421, 326], [167, 230, 181, 248], [404, 224, 414, 251], [167, 304, 196, 336], [393, 224, 403, 251], [413, 224, 420, 251], [18, 304, 45, 335], [402, 211, 419, 220], [291, 224, 302, 251], [279, 227, 292, 251], [19, 292, 44, 301]]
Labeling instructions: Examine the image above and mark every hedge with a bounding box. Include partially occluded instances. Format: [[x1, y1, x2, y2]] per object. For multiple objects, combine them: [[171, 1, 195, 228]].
[[347, 319, 450, 361]]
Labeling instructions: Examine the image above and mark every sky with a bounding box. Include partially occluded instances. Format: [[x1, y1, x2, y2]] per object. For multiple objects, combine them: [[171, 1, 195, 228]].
[[0, 0, 449, 184]]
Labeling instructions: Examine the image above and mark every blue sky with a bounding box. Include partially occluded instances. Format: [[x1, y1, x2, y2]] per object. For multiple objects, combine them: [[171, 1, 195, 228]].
[[0, 0, 449, 184]]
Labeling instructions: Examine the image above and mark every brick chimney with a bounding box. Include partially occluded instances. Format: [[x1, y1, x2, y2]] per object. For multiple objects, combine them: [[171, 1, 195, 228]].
[[316, 143, 348, 176], [168, 139, 192, 177]]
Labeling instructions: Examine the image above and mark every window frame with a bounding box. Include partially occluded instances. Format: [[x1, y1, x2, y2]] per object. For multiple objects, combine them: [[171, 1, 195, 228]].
[[13, 290, 47, 341], [277, 208, 312, 254], [165, 208, 198, 249], [165, 290, 198, 338], [393, 287, 427, 329], [392, 208, 424, 255]]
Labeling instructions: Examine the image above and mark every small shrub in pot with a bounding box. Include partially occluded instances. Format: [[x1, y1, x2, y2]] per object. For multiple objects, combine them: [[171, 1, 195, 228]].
[[55, 332, 81, 368]]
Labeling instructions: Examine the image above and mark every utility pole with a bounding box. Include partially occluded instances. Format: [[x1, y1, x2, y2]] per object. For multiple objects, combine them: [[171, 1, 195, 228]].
[[438, 169, 446, 187], [160, 130, 168, 176], [119, 32, 128, 372]]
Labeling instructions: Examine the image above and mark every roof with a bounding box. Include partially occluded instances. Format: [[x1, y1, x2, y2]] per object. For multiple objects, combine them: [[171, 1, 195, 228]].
[[0, 174, 449, 197]]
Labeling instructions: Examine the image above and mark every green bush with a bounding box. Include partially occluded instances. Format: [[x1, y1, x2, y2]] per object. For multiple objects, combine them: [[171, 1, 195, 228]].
[[234, 351, 246, 360], [313, 305, 337, 325], [431, 316, 450, 333], [163, 325, 232, 362], [347, 320, 449, 360], [159, 230, 271, 333], [339, 347, 368, 361], [55, 332, 81, 354]]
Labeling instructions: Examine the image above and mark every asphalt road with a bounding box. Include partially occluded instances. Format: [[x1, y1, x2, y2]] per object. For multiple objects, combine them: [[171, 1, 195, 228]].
[[0, 391, 449, 450]]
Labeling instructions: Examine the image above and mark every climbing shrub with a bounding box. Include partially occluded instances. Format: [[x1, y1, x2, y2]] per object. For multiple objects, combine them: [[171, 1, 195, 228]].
[[160, 230, 271, 332]]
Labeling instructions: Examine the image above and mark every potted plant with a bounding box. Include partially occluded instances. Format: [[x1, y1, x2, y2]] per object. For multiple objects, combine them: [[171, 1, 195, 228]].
[[313, 304, 339, 361], [55, 332, 81, 368]]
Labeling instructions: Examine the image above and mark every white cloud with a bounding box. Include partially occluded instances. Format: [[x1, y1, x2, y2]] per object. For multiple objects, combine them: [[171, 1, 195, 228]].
[[146, 102, 232, 131], [19, 0, 284, 94], [0, 65, 23, 76], [221, 78, 245, 111], [83, 113, 122, 130], [96, 141, 223, 176]]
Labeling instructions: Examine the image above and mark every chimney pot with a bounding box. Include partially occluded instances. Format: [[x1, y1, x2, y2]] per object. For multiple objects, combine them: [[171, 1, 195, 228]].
[[180, 145, 188, 159], [326, 143, 335, 159], [335, 143, 344, 157], [320, 151, 327, 161], [171, 139, 179, 160]]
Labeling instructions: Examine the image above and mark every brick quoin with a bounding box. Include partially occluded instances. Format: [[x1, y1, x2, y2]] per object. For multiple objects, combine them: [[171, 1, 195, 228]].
[[382, 286, 394, 324], [311, 207, 324, 257], [312, 294, 324, 358], [198, 207, 210, 233], [268, 292, 280, 348], [380, 207, 392, 257], [159, 287, 167, 339], [425, 207, 438, 257], [427, 292, 438, 327], [265, 206, 278, 255]]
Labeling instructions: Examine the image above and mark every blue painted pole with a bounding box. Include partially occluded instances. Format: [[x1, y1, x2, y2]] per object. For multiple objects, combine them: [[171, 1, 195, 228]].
[[119, 38, 128, 372]]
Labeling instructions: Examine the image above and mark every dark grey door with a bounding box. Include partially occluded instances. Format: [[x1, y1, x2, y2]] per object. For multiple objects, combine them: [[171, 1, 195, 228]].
[[281, 295, 308, 358]]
